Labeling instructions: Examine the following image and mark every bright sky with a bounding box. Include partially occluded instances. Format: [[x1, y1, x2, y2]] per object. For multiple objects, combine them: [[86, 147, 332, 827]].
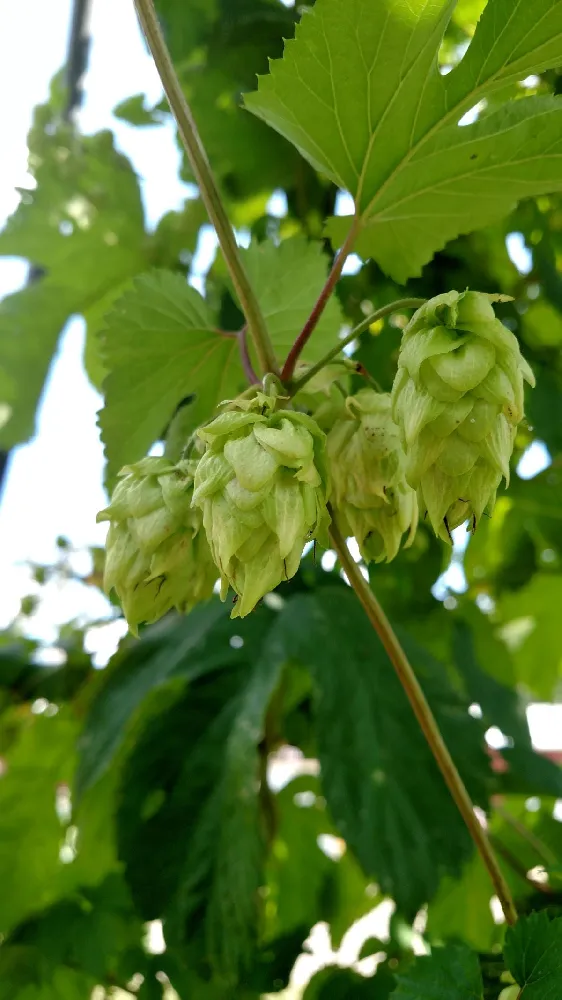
[[0, 0, 559, 750]]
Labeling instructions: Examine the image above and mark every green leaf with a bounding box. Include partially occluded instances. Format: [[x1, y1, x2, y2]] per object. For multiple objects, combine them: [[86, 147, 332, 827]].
[[496, 573, 562, 699], [4, 874, 142, 984], [116, 614, 287, 981], [504, 911, 562, 998], [0, 106, 146, 447], [113, 94, 162, 126], [99, 238, 343, 479], [426, 853, 501, 954], [241, 236, 344, 364], [304, 966, 390, 999], [246, 0, 562, 281], [279, 589, 490, 914], [0, 711, 77, 933], [391, 944, 483, 999], [266, 775, 374, 946], [98, 271, 243, 482], [527, 368, 562, 456], [76, 601, 272, 796]]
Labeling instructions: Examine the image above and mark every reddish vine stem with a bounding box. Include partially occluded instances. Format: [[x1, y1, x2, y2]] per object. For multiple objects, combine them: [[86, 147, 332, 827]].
[[328, 516, 519, 927], [281, 219, 360, 381]]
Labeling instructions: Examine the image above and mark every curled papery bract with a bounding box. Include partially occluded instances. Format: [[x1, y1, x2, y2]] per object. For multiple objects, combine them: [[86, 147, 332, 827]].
[[192, 393, 330, 617], [97, 456, 216, 634], [391, 290, 535, 542], [327, 389, 418, 562]]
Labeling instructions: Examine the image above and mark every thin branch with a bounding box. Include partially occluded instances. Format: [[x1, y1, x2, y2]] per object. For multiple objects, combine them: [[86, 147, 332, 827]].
[[288, 297, 425, 396], [134, 0, 279, 377], [281, 219, 360, 381], [238, 327, 260, 385], [328, 516, 519, 927]]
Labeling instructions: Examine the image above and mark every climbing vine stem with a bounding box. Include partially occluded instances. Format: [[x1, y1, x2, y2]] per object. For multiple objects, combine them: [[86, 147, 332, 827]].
[[134, 0, 279, 377], [328, 516, 518, 927]]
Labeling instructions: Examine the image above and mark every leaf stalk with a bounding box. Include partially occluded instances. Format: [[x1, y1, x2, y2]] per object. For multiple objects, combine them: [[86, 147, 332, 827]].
[[288, 297, 425, 395], [134, 0, 279, 377], [328, 517, 518, 927], [281, 219, 360, 381]]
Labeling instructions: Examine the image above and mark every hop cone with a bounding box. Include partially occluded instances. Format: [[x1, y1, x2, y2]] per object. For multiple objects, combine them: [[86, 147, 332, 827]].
[[391, 291, 535, 541], [192, 394, 330, 617], [292, 361, 348, 430], [327, 389, 418, 562], [97, 457, 216, 633]]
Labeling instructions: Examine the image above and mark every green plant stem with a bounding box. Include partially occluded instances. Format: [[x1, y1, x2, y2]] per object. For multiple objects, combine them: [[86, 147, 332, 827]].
[[133, 0, 279, 377], [328, 516, 519, 927], [281, 220, 360, 381], [288, 297, 425, 395]]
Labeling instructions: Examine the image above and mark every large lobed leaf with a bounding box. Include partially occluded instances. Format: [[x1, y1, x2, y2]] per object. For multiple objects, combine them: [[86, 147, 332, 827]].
[[246, 0, 562, 281], [503, 911, 562, 998], [115, 609, 286, 982], [391, 944, 483, 999], [274, 588, 491, 915], [76, 590, 495, 979]]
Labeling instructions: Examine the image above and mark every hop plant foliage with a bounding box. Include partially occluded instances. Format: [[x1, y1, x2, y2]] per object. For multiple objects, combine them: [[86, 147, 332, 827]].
[[97, 456, 216, 633], [391, 291, 535, 542], [192, 392, 330, 617], [327, 389, 418, 563]]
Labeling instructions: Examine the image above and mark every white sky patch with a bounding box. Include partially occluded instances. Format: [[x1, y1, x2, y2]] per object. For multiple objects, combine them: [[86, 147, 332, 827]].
[[506, 232, 533, 274], [458, 100, 487, 126], [527, 704, 562, 752], [485, 726, 510, 750], [267, 189, 288, 218], [341, 253, 362, 275], [517, 440, 551, 479], [334, 190, 355, 216]]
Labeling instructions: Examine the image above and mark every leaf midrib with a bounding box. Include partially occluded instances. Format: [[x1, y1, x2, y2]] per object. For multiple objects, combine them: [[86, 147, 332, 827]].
[[359, 10, 562, 224]]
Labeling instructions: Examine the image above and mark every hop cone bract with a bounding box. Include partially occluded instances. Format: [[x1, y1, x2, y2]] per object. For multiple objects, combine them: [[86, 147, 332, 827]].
[[391, 291, 535, 541], [292, 361, 348, 430], [97, 457, 216, 633], [327, 389, 418, 562], [192, 394, 330, 617]]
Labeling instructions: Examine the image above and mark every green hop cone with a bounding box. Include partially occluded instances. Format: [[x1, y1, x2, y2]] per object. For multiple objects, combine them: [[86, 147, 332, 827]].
[[97, 456, 216, 634], [327, 389, 418, 563], [192, 393, 330, 618], [292, 361, 349, 430], [391, 290, 535, 541]]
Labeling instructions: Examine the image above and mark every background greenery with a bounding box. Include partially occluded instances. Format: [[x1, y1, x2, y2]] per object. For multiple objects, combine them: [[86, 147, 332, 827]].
[[2, 0, 562, 996]]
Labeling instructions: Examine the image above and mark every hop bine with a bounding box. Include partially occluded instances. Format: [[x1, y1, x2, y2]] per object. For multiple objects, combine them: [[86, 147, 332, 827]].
[[391, 291, 535, 541], [327, 389, 418, 563], [97, 457, 216, 634], [191, 392, 330, 618]]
